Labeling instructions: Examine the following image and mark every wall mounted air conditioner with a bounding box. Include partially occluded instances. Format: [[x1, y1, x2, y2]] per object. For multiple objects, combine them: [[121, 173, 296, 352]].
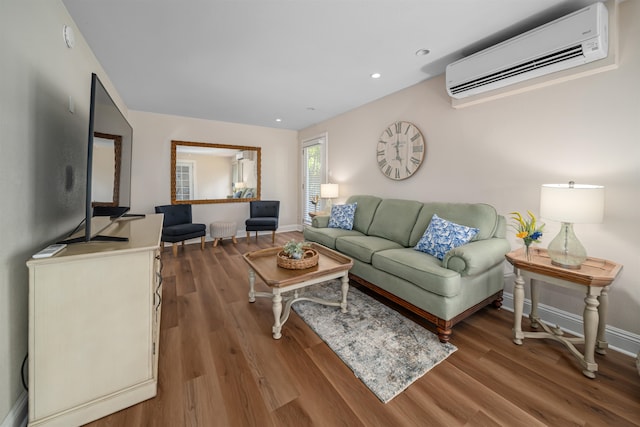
[[236, 150, 255, 161], [446, 2, 608, 99]]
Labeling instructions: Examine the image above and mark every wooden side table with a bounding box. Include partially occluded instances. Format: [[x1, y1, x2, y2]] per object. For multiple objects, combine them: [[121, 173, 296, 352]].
[[505, 247, 622, 379]]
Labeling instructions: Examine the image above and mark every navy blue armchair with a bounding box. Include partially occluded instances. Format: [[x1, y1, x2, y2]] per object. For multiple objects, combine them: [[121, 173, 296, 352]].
[[155, 204, 206, 256], [245, 200, 280, 244]]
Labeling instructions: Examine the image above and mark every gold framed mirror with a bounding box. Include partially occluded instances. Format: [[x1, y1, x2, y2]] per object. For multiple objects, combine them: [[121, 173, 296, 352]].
[[171, 140, 261, 204]]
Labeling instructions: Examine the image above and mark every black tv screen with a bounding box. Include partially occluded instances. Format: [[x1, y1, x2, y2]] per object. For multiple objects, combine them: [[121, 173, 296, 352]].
[[59, 73, 133, 243]]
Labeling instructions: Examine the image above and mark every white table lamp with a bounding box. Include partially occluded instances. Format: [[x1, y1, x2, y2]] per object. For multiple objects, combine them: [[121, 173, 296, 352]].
[[320, 183, 339, 211], [540, 181, 604, 269]]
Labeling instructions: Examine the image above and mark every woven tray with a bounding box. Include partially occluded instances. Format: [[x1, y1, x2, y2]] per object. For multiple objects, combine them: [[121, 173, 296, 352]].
[[277, 248, 319, 270]]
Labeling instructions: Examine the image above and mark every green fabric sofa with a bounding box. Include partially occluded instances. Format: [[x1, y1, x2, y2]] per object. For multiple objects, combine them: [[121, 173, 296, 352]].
[[303, 195, 510, 342]]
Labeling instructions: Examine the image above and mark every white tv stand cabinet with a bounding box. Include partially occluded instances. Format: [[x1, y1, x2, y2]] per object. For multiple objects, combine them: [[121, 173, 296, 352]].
[[26, 214, 163, 427]]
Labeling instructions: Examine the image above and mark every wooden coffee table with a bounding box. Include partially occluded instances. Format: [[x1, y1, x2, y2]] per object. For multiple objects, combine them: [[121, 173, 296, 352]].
[[243, 243, 353, 339]]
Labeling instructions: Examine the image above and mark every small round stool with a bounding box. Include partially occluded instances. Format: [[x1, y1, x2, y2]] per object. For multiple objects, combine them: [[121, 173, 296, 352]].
[[210, 221, 238, 247]]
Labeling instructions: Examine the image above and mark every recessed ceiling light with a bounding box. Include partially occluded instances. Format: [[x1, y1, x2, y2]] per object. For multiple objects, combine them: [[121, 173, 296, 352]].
[[370, 72, 381, 79], [307, 107, 315, 111], [415, 49, 430, 56], [275, 118, 282, 122]]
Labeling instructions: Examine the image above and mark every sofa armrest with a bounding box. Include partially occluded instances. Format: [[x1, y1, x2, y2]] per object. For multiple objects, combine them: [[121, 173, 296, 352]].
[[442, 238, 511, 276], [312, 215, 330, 228]]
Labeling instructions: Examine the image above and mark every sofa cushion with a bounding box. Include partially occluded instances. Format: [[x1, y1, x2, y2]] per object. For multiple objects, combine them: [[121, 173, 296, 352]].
[[162, 223, 206, 237], [372, 248, 461, 297], [415, 214, 479, 260], [367, 199, 423, 247], [345, 195, 382, 234], [303, 226, 364, 249], [328, 203, 357, 230], [336, 235, 403, 264], [409, 202, 499, 247]]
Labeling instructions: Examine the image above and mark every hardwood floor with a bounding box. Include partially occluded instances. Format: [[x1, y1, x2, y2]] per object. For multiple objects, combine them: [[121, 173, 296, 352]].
[[86, 231, 640, 427]]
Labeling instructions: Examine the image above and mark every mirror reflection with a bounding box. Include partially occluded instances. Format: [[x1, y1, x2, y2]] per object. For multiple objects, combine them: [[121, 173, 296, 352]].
[[171, 140, 261, 204], [91, 132, 122, 207]]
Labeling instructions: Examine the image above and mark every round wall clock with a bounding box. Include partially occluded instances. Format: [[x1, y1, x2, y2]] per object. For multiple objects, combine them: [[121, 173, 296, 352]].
[[376, 121, 425, 180]]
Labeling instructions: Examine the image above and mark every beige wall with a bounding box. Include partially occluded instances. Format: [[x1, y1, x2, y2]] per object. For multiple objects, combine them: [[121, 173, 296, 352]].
[[300, 0, 640, 338], [179, 153, 232, 199], [0, 0, 130, 423], [128, 111, 299, 232]]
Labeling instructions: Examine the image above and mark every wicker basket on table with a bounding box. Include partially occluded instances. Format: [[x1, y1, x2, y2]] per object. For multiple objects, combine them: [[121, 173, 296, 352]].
[[277, 248, 319, 270]]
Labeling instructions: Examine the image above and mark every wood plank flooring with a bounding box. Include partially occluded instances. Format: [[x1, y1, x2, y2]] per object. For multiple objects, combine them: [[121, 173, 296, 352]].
[[86, 231, 640, 427]]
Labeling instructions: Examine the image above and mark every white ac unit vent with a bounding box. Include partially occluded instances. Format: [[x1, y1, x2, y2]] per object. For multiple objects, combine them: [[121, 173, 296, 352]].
[[446, 2, 608, 99]]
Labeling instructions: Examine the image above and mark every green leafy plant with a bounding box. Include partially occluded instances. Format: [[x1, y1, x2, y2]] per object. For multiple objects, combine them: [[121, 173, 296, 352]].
[[283, 240, 310, 260]]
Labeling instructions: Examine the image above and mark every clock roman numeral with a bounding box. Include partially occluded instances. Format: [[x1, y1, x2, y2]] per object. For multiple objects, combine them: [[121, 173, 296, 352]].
[[378, 158, 388, 168], [405, 166, 412, 176], [410, 156, 421, 166], [395, 122, 402, 134], [410, 133, 421, 142], [395, 168, 400, 179], [384, 165, 392, 176], [385, 128, 393, 137], [376, 149, 386, 157], [412, 144, 424, 153]]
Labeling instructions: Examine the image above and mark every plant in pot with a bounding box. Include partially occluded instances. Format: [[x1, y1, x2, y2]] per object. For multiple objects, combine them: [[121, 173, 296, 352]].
[[278, 240, 319, 269], [283, 240, 308, 259]]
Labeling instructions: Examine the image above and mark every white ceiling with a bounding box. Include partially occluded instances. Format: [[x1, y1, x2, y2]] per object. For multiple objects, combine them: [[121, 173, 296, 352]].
[[62, 0, 597, 130]]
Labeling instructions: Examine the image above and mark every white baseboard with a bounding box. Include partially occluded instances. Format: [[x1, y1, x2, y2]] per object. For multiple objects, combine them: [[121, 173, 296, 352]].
[[278, 224, 303, 233], [1, 391, 27, 427], [234, 224, 303, 238], [501, 288, 640, 358]]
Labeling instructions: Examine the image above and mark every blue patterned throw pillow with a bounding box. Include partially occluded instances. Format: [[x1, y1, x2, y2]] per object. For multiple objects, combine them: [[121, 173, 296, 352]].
[[328, 203, 357, 230], [414, 214, 479, 260]]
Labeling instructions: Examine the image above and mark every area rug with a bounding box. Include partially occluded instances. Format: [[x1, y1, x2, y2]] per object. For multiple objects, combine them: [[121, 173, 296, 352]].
[[292, 281, 457, 403]]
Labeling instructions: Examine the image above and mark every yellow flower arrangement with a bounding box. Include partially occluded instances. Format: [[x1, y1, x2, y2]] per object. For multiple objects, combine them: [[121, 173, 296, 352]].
[[509, 210, 544, 247]]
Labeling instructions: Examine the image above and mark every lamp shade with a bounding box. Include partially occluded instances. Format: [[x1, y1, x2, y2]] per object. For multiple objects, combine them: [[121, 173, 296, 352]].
[[320, 183, 339, 199], [540, 183, 604, 224]]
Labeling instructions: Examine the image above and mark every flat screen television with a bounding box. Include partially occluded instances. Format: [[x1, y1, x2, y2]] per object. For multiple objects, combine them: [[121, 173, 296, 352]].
[[59, 73, 133, 244]]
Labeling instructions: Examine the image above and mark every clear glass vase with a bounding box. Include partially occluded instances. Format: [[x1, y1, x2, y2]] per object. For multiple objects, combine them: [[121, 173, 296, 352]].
[[524, 243, 532, 262]]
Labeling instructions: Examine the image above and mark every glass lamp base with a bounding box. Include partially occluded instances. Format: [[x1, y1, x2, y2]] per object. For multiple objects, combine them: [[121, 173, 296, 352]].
[[324, 199, 334, 213], [547, 222, 587, 269]]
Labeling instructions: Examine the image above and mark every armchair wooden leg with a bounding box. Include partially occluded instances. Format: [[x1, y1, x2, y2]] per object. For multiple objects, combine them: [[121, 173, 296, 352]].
[[200, 236, 205, 250], [172, 244, 178, 257], [255, 231, 258, 241], [272, 230, 275, 243], [161, 241, 165, 252], [246, 231, 250, 244]]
